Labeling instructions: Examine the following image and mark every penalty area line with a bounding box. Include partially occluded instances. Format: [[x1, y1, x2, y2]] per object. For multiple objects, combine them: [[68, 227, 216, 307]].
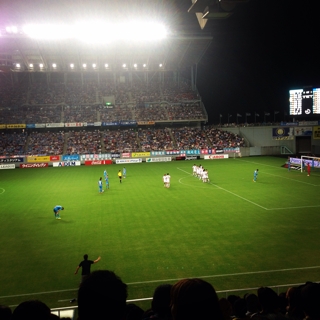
[[177, 167, 268, 210]]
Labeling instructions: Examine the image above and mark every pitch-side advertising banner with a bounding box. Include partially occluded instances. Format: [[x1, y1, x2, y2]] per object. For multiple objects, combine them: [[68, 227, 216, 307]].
[[20, 163, 49, 169], [53, 161, 81, 167], [146, 157, 172, 162], [85, 160, 113, 166], [0, 164, 15, 169], [204, 154, 229, 160], [313, 126, 320, 139], [115, 159, 142, 164]]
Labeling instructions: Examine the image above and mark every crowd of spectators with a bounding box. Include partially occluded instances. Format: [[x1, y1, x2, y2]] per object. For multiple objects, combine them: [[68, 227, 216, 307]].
[[205, 125, 246, 148], [66, 130, 102, 154], [103, 129, 140, 153], [0, 132, 27, 156], [25, 131, 65, 155], [1, 271, 319, 320], [138, 128, 174, 151], [0, 127, 245, 156], [0, 78, 207, 124]]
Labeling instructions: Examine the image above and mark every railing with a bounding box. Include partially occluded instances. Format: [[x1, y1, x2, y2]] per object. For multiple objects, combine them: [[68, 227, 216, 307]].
[[50, 281, 317, 319]]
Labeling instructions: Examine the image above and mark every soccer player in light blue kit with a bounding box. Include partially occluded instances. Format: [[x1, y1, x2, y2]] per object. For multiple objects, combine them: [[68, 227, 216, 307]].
[[53, 205, 64, 219], [98, 177, 103, 193], [103, 170, 107, 179], [253, 169, 259, 182], [105, 174, 109, 189], [122, 167, 126, 179]]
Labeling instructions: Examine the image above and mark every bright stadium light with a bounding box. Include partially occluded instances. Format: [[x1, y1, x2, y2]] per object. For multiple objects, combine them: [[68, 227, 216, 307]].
[[52, 63, 57, 68], [29, 63, 33, 68], [159, 63, 163, 68], [23, 24, 73, 40], [70, 63, 74, 68], [82, 63, 87, 68], [143, 64, 147, 68], [92, 63, 96, 68], [122, 64, 126, 68], [134, 63, 137, 68], [16, 63, 21, 68], [39, 63, 44, 68], [104, 64, 109, 68], [6, 26, 18, 34]]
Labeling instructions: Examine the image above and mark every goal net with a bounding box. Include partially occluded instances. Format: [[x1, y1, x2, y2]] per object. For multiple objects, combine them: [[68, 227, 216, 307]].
[[300, 155, 320, 173]]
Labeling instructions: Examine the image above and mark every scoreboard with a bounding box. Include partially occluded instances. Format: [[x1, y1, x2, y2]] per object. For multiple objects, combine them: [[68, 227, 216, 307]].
[[289, 88, 320, 116]]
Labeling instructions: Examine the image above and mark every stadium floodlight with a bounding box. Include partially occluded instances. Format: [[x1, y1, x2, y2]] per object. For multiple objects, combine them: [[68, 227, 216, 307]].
[[82, 63, 87, 68], [29, 63, 33, 68], [22, 24, 73, 40], [104, 64, 109, 68], [70, 63, 74, 68], [52, 63, 57, 68], [6, 26, 18, 34], [122, 64, 127, 68], [159, 63, 163, 68], [39, 63, 44, 68], [16, 63, 21, 68], [92, 63, 97, 68], [134, 63, 137, 68], [143, 64, 147, 68]]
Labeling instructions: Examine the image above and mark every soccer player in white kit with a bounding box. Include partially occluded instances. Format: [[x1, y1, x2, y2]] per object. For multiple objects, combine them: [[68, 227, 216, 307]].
[[192, 164, 197, 176]]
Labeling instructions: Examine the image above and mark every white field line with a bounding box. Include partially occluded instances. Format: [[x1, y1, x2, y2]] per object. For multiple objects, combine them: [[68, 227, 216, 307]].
[[2, 265, 320, 300], [177, 167, 268, 210], [177, 166, 320, 211]]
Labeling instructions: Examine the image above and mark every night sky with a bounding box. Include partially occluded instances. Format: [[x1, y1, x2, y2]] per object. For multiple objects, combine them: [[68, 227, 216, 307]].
[[1, 0, 319, 124], [187, 0, 320, 124]]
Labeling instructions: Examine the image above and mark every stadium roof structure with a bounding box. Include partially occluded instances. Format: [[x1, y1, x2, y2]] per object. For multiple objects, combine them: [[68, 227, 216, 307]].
[[0, 32, 212, 74]]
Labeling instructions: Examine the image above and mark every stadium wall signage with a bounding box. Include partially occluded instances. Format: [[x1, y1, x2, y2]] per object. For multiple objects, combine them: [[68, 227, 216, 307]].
[[62, 155, 80, 161], [6, 124, 26, 129], [20, 163, 48, 169], [151, 151, 166, 156], [0, 158, 24, 163], [131, 152, 150, 158], [116, 159, 142, 164], [81, 154, 112, 160], [50, 156, 60, 161], [122, 153, 131, 158], [53, 161, 81, 167], [0, 164, 16, 169], [204, 155, 229, 160], [27, 156, 50, 162], [65, 122, 84, 127], [46, 123, 64, 128], [111, 153, 121, 158]]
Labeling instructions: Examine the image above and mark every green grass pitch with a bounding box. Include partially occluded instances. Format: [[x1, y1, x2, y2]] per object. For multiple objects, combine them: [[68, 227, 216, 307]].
[[0, 156, 320, 310]]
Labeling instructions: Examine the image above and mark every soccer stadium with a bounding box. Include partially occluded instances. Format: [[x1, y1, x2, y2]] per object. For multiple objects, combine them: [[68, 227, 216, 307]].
[[1, 1, 320, 319]]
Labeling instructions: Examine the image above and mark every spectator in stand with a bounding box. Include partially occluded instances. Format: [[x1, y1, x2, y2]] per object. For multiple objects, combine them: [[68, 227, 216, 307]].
[[143, 284, 173, 320], [285, 287, 305, 320], [219, 298, 233, 320], [170, 278, 223, 320], [300, 282, 320, 320], [244, 293, 261, 317], [0, 305, 12, 320], [12, 300, 53, 320], [251, 287, 286, 320], [77, 270, 127, 320]]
